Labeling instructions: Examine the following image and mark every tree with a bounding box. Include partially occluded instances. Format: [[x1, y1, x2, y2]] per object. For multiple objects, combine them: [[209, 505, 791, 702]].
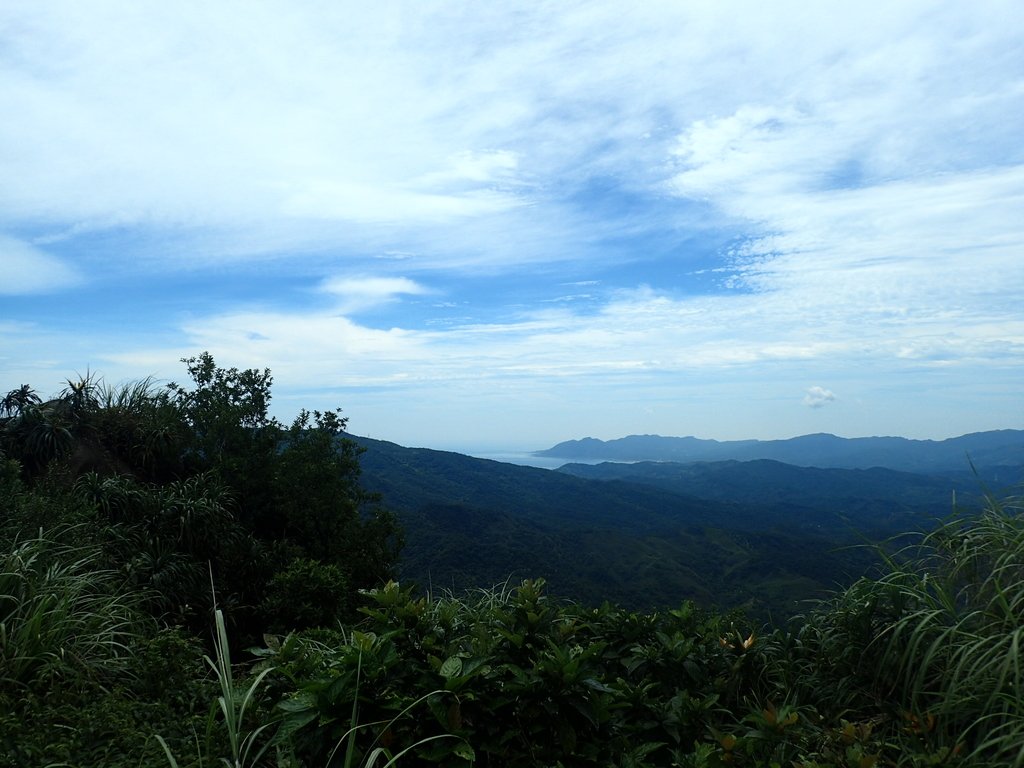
[[165, 353, 403, 605], [272, 408, 403, 589], [167, 352, 278, 491]]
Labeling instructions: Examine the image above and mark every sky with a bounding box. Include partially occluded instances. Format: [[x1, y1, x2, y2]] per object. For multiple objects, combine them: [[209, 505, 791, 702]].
[[2, 1, 1023, 451]]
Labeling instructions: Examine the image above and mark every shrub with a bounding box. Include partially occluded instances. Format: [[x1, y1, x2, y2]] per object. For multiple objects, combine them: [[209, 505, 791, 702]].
[[261, 557, 350, 632]]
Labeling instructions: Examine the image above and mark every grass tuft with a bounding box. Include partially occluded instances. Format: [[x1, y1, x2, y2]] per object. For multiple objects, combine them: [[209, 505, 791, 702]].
[[0, 525, 141, 690]]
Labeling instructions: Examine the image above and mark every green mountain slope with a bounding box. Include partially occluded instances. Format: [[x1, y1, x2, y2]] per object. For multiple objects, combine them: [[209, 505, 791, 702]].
[[351, 436, 949, 618], [556, 459, 983, 537]]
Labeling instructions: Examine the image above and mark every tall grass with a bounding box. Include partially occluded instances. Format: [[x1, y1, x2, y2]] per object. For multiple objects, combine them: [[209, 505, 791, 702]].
[[157, 581, 276, 768], [807, 495, 1024, 765], [208, 606, 277, 768], [0, 526, 141, 690]]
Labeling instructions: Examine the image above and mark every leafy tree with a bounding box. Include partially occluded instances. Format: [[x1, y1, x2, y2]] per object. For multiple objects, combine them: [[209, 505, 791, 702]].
[[271, 408, 403, 587], [167, 353, 279, 507], [166, 353, 403, 594]]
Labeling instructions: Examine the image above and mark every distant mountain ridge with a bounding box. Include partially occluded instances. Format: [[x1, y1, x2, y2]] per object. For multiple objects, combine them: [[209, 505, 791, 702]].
[[535, 430, 1024, 473]]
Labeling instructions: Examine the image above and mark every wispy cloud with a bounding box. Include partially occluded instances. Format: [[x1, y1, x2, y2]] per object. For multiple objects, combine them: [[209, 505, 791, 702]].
[[0, 1, 1021, 445], [318, 276, 429, 314], [0, 236, 80, 294]]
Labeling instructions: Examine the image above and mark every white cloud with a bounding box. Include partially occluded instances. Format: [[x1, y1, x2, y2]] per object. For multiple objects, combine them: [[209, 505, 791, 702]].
[[280, 181, 520, 224], [0, 236, 80, 294], [664, 27, 1024, 371], [140, 274, 1024, 395], [318, 275, 428, 313], [0, 2, 1006, 260], [803, 386, 837, 409], [0, 1, 1016, 285], [416, 150, 522, 187]]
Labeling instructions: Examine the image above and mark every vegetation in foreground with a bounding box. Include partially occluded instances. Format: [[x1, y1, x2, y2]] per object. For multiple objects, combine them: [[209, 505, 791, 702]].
[[1, 357, 1021, 766]]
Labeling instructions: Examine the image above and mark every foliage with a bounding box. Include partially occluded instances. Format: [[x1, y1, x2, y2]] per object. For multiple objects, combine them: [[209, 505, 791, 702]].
[[0, 354, 403, 764], [261, 557, 350, 633], [0, 518, 210, 767], [262, 579, 859, 768], [1, 354, 401, 639], [269, 409, 402, 590], [201, 606, 278, 768], [161, 355, 402, 616]]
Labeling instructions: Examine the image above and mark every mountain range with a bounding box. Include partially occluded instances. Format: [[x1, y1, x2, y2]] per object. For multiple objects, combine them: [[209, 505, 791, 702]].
[[534, 429, 1024, 474]]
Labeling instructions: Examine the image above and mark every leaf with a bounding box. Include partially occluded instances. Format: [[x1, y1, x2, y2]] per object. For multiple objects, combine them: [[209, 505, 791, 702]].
[[277, 691, 318, 713], [440, 655, 463, 679], [454, 742, 476, 760], [583, 677, 614, 693], [683, 659, 703, 682], [460, 656, 489, 676]]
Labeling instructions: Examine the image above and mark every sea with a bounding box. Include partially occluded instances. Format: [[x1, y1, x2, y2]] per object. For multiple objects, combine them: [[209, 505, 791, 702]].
[[462, 451, 612, 470]]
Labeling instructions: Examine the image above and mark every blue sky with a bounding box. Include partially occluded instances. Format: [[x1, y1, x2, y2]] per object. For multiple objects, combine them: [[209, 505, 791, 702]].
[[2, 1, 1023, 451]]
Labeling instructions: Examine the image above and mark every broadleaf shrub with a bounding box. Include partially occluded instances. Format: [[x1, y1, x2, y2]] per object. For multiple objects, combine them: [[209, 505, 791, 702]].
[[261, 556, 350, 632]]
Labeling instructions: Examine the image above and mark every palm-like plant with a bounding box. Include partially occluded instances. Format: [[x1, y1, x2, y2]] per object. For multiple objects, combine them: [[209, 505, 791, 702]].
[[58, 371, 101, 423], [1, 377, 101, 475], [3, 373, 191, 481], [94, 378, 185, 479], [1, 401, 74, 472], [0, 385, 41, 418]]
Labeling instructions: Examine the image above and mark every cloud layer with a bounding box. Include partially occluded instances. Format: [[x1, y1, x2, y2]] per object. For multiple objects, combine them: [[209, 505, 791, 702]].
[[1, 1, 1021, 446]]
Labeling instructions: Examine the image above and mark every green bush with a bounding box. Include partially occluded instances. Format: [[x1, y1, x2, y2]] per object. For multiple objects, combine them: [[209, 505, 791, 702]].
[[263, 580, 784, 767], [261, 557, 350, 632], [0, 529, 211, 768]]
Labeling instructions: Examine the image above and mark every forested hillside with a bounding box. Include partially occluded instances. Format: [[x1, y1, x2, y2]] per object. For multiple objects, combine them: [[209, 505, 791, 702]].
[[353, 436, 971, 617], [555, 458, 993, 536], [2, 357, 1023, 766]]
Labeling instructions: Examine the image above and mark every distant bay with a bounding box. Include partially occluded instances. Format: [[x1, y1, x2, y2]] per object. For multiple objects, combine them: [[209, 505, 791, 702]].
[[463, 451, 569, 469]]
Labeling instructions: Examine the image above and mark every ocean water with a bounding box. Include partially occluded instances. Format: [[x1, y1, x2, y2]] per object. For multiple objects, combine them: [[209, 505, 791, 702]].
[[464, 451, 562, 469], [464, 451, 613, 470]]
